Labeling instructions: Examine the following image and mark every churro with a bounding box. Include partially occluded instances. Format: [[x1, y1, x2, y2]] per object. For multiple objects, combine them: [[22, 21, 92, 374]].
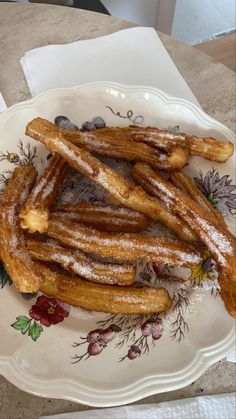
[[20, 154, 68, 233], [27, 237, 136, 286], [26, 118, 234, 163], [0, 165, 43, 292], [47, 215, 202, 267], [132, 162, 236, 317], [53, 202, 148, 232], [26, 117, 189, 170], [128, 125, 234, 163], [38, 132, 197, 242], [38, 263, 172, 314], [170, 171, 227, 229]]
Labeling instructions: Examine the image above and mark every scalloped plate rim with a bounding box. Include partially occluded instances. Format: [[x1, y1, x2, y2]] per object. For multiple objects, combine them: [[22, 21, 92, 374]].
[[0, 325, 235, 407], [0, 82, 235, 141]]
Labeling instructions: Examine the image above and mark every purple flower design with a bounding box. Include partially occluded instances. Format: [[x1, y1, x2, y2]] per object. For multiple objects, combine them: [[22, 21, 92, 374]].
[[194, 169, 236, 217]]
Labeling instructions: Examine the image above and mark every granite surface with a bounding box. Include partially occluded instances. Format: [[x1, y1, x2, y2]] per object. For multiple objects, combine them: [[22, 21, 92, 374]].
[[0, 3, 235, 419]]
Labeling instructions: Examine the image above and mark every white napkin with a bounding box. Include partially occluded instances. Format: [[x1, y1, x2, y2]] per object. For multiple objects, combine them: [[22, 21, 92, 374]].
[[20, 27, 200, 106], [0, 92, 7, 112], [226, 348, 236, 362], [40, 393, 235, 419]]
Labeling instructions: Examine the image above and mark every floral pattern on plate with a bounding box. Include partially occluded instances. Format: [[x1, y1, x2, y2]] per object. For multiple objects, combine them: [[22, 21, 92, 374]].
[[10, 293, 70, 342], [194, 168, 236, 217]]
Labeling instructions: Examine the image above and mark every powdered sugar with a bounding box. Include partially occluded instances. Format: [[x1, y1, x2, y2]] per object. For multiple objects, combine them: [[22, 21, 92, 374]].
[[57, 141, 94, 176], [9, 234, 18, 249], [158, 153, 167, 161], [30, 177, 48, 202], [41, 181, 54, 200], [28, 157, 67, 205], [135, 167, 236, 275], [48, 217, 201, 267]]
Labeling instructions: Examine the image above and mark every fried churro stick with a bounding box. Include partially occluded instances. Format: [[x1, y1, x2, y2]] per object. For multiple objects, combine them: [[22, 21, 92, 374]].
[[0, 165, 44, 292], [26, 117, 189, 170], [132, 162, 236, 272], [128, 126, 234, 163], [132, 162, 236, 317], [47, 215, 202, 267], [39, 132, 197, 242], [38, 263, 172, 314], [26, 118, 234, 163], [20, 154, 68, 234], [170, 171, 227, 229], [27, 237, 136, 286], [53, 202, 148, 233]]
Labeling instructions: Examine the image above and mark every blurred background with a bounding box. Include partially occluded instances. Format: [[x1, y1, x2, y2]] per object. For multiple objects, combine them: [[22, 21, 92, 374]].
[[3, 0, 236, 71]]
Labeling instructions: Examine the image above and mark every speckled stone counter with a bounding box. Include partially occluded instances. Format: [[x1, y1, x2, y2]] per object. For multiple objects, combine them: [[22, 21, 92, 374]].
[[0, 3, 235, 418]]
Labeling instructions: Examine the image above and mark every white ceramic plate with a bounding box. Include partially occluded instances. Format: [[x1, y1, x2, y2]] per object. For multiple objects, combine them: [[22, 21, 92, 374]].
[[0, 82, 235, 407]]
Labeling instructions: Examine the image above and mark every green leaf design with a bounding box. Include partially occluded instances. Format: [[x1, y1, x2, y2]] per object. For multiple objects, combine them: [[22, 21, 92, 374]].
[[167, 125, 180, 133], [0, 262, 12, 289], [207, 192, 219, 206], [28, 321, 43, 341], [11, 316, 32, 334], [11, 316, 43, 341]]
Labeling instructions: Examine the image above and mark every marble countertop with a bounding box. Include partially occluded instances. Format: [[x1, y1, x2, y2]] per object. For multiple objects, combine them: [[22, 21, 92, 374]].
[[0, 3, 235, 418]]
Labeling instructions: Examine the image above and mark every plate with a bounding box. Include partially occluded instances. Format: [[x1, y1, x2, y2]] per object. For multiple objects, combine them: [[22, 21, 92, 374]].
[[0, 82, 235, 407]]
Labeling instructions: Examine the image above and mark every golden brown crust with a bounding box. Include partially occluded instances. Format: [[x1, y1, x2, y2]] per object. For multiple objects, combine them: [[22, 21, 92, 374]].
[[170, 171, 227, 229], [63, 126, 189, 171], [25, 117, 188, 170], [128, 126, 188, 150], [132, 162, 236, 317], [26, 118, 234, 163], [39, 132, 197, 242], [27, 237, 136, 286], [128, 126, 234, 163], [53, 202, 148, 233], [38, 263, 172, 314], [187, 134, 234, 162], [0, 165, 44, 292], [19, 154, 68, 234], [47, 215, 202, 267]]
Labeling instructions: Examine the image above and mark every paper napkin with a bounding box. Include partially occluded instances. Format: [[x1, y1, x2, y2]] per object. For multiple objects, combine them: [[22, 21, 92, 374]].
[[20, 27, 200, 106], [40, 393, 236, 419], [0, 92, 7, 112]]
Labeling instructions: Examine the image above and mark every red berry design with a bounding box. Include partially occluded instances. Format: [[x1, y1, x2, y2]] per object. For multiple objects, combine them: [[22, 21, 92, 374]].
[[72, 340, 105, 363], [87, 329, 102, 343], [120, 345, 141, 362], [88, 342, 104, 356], [100, 324, 121, 343], [72, 324, 121, 363], [141, 321, 154, 337], [128, 345, 141, 360], [151, 321, 163, 341], [141, 319, 163, 340], [72, 315, 163, 364]]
